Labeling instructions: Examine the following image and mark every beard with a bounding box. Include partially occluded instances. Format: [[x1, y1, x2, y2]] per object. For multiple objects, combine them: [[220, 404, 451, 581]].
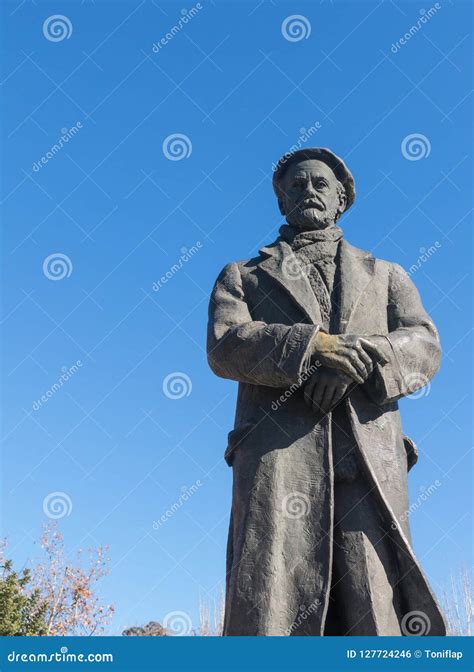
[[285, 205, 339, 231]]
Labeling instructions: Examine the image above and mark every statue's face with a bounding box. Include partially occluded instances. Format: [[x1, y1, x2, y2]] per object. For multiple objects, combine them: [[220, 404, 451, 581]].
[[279, 159, 346, 230]]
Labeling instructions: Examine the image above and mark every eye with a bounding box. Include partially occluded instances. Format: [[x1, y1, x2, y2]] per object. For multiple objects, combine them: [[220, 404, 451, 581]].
[[314, 179, 329, 191], [292, 178, 305, 189]]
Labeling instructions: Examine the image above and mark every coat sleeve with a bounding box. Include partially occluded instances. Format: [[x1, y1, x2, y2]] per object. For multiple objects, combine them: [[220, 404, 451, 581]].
[[365, 262, 441, 405], [207, 262, 320, 388]]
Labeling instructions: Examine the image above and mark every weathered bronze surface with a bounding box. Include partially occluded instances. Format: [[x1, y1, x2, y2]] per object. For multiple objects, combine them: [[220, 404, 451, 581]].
[[207, 148, 445, 636]]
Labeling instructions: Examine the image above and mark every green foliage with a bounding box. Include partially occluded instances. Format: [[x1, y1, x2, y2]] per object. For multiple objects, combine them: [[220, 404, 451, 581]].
[[0, 526, 114, 637], [0, 558, 48, 636]]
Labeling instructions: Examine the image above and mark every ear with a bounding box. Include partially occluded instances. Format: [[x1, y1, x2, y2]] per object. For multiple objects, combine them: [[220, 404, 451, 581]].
[[337, 188, 346, 215]]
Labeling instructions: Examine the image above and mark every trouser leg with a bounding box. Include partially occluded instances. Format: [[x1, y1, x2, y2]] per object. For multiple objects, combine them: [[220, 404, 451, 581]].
[[327, 479, 402, 636]]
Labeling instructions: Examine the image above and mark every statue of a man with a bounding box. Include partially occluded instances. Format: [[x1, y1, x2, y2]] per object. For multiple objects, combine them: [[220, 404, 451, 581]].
[[207, 148, 445, 636]]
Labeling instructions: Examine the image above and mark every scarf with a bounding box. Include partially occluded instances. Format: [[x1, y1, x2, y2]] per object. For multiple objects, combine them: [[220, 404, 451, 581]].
[[279, 224, 343, 260], [278, 224, 343, 331]]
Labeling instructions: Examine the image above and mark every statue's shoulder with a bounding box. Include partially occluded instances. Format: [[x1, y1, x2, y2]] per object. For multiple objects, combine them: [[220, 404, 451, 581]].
[[217, 254, 263, 274], [343, 240, 407, 275], [223, 239, 282, 275], [372, 253, 409, 278], [213, 251, 268, 289]]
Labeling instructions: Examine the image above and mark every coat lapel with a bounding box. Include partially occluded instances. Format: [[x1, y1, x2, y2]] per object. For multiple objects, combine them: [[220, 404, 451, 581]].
[[336, 240, 376, 333], [259, 241, 323, 325], [259, 238, 376, 332]]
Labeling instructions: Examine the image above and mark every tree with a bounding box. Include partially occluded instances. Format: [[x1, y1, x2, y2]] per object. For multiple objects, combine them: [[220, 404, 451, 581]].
[[122, 593, 225, 637], [123, 621, 168, 636], [0, 525, 114, 636], [0, 547, 48, 636], [198, 593, 224, 636], [32, 524, 114, 635], [441, 567, 473, 636]]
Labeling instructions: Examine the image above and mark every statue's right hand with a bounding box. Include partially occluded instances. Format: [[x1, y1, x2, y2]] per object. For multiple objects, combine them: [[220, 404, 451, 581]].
[[310, 332, 374, 384], [303, 367, 353, 414]]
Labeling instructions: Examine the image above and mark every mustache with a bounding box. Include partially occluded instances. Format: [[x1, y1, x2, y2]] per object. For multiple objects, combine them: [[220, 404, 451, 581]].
[[298, 198, 325, 211]]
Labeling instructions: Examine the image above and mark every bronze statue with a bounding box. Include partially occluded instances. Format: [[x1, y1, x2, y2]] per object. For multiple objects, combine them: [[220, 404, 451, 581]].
[[207, 148, 445, 636]]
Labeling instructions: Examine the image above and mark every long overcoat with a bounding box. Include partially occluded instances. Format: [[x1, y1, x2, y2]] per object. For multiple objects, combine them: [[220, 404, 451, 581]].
[[207, 236, 445, 636]]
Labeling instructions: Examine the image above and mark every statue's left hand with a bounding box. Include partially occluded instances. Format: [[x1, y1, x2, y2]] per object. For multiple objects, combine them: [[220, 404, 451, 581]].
[[303, 367, 354, 415], [358, 336, 391, 365]]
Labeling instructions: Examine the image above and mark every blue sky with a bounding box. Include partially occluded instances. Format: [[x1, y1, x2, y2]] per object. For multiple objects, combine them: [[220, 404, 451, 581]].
[[1, 0, 472, 635]]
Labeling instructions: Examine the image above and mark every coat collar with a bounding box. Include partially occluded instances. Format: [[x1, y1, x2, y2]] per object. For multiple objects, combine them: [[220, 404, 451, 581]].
[[258, 240, 322, 325], [258, 238, 376, 332]]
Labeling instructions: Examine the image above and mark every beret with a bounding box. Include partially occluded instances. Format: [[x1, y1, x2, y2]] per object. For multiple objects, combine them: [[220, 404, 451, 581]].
[[272, 147, 355, 212]]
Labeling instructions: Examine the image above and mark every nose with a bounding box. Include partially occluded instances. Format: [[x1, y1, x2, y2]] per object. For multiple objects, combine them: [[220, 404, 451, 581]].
[[302, 179, 317, 198]]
